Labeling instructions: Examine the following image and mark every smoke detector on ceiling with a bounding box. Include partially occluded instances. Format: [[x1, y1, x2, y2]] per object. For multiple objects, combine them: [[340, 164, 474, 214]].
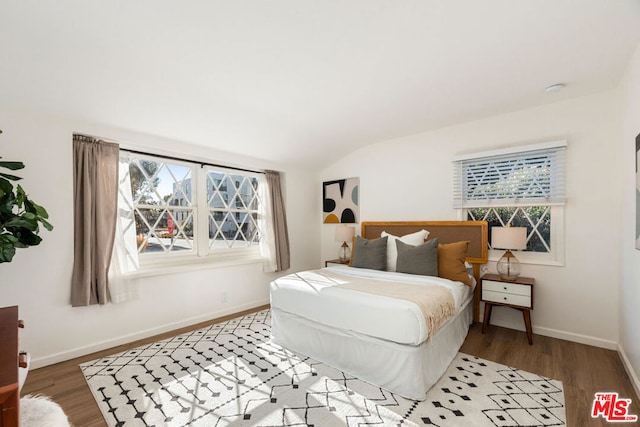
[[544, 83, 566, 94]]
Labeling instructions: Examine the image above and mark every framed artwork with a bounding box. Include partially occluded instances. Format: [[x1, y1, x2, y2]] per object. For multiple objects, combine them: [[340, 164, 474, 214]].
[[636, 133, 640, 249], [323, 178, 359, 223]]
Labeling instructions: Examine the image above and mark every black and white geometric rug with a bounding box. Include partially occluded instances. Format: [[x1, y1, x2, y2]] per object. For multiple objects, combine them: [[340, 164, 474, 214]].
[[80, 310, 565, 426]]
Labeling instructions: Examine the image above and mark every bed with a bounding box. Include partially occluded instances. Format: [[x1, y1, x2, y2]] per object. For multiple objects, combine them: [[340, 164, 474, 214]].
[[270, 221, 488, 400]]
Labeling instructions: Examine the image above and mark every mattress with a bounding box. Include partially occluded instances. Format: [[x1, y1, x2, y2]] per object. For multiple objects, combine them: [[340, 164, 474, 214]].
[[269, 264, 473, 346]]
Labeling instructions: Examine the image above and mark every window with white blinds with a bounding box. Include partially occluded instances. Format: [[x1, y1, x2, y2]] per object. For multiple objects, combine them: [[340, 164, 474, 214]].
[[453, 140, 567, 264], [453, 140, 567, 208]]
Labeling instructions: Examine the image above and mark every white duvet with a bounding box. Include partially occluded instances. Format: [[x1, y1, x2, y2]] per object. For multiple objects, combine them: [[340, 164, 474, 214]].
[[269, 264, 474, 346]]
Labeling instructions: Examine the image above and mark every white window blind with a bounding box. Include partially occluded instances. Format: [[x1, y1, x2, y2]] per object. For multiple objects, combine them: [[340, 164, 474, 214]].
[[453, 141, 567, 208]]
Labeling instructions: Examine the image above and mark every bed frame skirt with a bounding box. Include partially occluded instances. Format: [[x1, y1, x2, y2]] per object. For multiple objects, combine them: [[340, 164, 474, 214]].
[[270, 298, 472, 401]]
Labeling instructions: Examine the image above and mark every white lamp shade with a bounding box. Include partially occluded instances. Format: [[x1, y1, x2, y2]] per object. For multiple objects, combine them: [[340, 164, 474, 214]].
[[492, 227, 527, 250], [335, 225, 355, 242]]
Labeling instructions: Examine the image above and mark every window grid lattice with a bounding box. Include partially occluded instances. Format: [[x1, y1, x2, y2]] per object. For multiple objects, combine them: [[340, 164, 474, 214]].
[[206, 169, 261, 251], [126, 154, 264, 257]]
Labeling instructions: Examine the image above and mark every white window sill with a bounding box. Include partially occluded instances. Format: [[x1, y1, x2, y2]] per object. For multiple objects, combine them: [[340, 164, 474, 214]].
[[131, 254, 266, 278]]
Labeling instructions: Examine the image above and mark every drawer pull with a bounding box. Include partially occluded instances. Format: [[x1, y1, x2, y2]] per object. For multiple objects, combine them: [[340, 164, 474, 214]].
[[503, 286, 507, 290], [504, 297, 507, 300]]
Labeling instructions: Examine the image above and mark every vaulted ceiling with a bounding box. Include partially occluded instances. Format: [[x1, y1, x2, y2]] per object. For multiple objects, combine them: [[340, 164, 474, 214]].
[[2, 1, 639, 167]]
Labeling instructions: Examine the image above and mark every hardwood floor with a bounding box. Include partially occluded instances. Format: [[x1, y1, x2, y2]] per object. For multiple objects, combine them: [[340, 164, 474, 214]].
[[460, 323, 640, 427], [21, 307, 638, 427]]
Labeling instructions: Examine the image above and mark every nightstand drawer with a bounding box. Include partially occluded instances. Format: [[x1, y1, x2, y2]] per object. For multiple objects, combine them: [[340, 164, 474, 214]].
[[482, 289, 531, 308], [481, 273, 535, 344], [482, 280, 531, 297]]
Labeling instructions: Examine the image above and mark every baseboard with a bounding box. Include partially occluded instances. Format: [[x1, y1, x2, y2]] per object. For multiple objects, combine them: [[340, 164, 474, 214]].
[[532, 326, 618, 350], [486, 320, 619, 350], [30, 299, 270, 369], [532, 325, 617, 350], [618, 344, 640, 399]]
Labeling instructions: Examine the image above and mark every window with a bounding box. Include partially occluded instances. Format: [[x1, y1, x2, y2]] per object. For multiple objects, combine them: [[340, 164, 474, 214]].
[[129, 156, 195, 255], [124, 152, 266, 267], [453, 140, 567, 264], [205, 168, 260, 251]]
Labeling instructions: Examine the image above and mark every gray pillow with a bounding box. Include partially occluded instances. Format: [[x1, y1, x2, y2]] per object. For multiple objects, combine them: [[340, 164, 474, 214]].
[[351, 236, 388, 270], [396, 238, 439, 276]]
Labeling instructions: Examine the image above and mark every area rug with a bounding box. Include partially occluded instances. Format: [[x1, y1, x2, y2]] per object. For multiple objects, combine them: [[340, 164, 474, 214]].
[[80, 310, 565, 426]]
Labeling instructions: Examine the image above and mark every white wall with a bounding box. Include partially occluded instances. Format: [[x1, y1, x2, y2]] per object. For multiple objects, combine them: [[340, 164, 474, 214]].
[[320, 90, 621, 349], [619, 41, 640, 395], [0, 105, 319, 368]]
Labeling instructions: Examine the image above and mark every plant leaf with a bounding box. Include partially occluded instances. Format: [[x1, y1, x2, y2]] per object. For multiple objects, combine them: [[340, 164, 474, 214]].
[[24, 199, 49, 219], [15, 185, 26, 207], [22, 211, 36, 220], [0, 147, 52, 261], [0, 193, 16, 213], [39, 217, 54, 231], [0, 234, 19, 244], [0, 172, 22, 181], [0, 177, 12, 194], [0, 161, 25, 171], [7, 227, 42, 246], [0, 241, 16, 263], [5, 216, 39, 231]]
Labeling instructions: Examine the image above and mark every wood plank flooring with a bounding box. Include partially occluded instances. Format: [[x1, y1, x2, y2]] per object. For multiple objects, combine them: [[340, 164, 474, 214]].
[[460, 322, 640, 426], [21, 306, 639, 426]]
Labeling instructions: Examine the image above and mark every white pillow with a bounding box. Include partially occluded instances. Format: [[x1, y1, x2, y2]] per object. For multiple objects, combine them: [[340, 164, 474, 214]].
[[381, 229, 430, 271]]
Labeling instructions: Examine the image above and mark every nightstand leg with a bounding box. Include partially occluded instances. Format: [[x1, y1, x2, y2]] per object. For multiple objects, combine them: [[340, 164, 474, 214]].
[[523, 309, 533, 345], [482, 303, 493, 334]]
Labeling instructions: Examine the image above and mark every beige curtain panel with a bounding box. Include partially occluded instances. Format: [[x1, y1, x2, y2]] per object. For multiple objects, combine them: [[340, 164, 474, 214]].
[[265, 170, 291, 272], [71, 135, 119, 306]]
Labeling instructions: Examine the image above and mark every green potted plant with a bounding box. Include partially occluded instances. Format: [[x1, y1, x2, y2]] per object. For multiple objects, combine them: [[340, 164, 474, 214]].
[[0, 130, 53, 263]]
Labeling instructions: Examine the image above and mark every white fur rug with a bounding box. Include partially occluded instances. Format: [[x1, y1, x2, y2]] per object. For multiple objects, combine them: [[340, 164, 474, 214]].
[[21, 395, 70, 427]]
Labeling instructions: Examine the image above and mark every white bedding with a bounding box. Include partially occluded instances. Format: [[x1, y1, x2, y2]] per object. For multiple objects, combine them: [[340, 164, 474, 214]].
[[269, 264, 474, 346]]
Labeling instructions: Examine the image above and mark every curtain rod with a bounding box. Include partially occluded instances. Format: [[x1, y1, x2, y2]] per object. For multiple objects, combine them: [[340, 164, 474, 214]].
[[120, 148, 265, 175]]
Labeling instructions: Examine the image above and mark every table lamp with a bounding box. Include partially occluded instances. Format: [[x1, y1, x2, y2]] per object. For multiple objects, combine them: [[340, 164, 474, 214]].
[[492, 226, 527, 280], [335, 225, 355, 263]]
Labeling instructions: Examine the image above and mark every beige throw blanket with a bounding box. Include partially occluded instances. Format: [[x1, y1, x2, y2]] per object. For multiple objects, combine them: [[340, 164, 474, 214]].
[[320, 270, 456, 338]]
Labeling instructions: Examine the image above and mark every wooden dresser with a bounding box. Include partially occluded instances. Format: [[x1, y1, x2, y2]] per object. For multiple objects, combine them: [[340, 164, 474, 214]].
[[0, 306, 21, 427]]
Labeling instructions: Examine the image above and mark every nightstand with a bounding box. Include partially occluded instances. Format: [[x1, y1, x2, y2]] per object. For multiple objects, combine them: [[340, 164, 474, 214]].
[[325, 259, 349, 267], [481, 273, 535, 345]]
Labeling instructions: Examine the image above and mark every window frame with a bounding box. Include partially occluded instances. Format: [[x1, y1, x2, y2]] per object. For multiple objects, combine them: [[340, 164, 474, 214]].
[[197, 165, 263, 261], [460, 205, 565, 266], [454, 141, 567, 266], [129, 153, 199, 266], [123, 151, 267, 274]]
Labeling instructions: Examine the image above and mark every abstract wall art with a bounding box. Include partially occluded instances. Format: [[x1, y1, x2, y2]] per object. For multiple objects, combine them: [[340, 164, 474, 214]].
[[323, 177, 359, 223]]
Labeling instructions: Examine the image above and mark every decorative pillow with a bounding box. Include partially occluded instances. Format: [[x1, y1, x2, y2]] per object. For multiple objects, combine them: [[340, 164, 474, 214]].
[[350, 236, 388, 270], [380, 229, 429, 271], [437, 241, 472, 286], [395, 238, 439, 276]]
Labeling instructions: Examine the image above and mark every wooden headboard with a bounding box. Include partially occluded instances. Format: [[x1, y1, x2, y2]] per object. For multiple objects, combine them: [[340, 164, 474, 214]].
[[361, 221, 488, 322]]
